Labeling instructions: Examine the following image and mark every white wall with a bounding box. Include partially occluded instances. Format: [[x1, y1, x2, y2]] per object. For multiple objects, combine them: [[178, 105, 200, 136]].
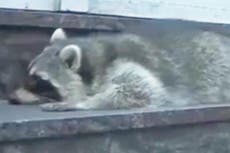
[[0, 0, 58, 10], [61, 0, 88, 12], [89, 0, 230, 24], [1, 0, 230, 24]]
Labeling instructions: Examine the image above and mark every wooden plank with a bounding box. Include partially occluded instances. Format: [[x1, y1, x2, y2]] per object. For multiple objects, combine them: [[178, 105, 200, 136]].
[[88, 0, 230, 24], [61, 0, 88, 12], [0, 0, 57, 11]]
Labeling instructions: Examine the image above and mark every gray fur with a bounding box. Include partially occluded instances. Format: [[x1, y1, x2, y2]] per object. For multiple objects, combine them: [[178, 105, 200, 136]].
[[28, 29, 230, 111]]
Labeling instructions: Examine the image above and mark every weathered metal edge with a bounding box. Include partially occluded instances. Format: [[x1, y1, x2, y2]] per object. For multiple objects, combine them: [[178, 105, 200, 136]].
[[1, 104, 230, 142], [1, 7, 230, 43], [0, 9, 125, 31]]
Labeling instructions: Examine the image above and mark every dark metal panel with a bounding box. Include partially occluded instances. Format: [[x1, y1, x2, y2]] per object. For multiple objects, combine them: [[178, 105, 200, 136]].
[[0, 102, 230, 142], [0, 9, 123, 31]]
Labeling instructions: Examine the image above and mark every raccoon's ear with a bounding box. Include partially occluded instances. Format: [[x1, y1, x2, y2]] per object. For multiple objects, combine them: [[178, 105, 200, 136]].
[[59, 44, 82, 71], [50, 28, 67, 43]]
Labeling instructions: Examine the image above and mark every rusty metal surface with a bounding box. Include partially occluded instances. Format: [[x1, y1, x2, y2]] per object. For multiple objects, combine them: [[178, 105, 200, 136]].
[[1, 100, 230, 142]]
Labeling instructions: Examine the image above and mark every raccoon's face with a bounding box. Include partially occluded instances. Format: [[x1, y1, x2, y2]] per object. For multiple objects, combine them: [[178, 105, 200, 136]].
[[27, 28, 85, 101]]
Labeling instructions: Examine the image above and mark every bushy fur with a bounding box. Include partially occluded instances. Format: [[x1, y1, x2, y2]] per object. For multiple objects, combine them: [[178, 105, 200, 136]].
[[25, 29, 230, 111]]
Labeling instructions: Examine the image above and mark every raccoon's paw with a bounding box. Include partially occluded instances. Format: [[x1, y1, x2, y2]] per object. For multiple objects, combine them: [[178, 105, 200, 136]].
[[40, 102, 78, 111]]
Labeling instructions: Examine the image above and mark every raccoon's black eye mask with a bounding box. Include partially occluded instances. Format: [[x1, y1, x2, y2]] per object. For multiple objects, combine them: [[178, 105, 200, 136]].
[[29, 75, 62, 101]]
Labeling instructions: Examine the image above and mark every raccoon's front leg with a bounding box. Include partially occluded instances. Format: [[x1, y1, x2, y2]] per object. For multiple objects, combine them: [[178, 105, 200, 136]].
[[40, 101, 84, 111], [40, 83, 152, 111], [40, 84, 122, 111]]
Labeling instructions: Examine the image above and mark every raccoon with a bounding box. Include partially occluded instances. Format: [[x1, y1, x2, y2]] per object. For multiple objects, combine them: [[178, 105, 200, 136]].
[[10, 28, 230, 111], [23, 28, 167, 111]]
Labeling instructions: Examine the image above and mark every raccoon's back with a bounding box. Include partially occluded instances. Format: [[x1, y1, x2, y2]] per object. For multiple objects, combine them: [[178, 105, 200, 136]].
[[103, 59, 168, 107]]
